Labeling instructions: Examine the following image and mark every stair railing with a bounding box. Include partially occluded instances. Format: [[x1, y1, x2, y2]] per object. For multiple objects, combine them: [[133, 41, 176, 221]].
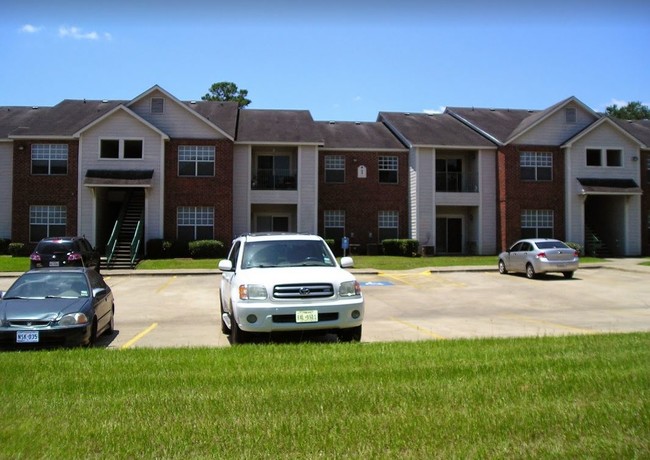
[[105, 191, 133, 267], [130, 219, 143, 268]]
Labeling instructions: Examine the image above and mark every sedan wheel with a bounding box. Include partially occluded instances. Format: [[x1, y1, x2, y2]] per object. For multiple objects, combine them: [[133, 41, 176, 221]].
[[563, 271, 574, 279], [526, 263, 536, 279], [498, 260, 508, 275]]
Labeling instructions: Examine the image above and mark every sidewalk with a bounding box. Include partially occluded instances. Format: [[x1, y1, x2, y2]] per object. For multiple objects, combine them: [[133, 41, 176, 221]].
[[1, 258, 648, 278]]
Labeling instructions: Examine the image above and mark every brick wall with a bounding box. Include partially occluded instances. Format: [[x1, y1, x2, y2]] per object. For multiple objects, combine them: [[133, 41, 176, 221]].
[[163, 139, 234, 243], [318, 150, 409, 251], [497, 145, 565, 250], [11, 140, 79, 248]]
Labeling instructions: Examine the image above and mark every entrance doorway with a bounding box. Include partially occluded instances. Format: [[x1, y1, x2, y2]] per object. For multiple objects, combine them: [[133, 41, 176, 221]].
[[256, 215, 289, 232], [436, 217, 463, 253]]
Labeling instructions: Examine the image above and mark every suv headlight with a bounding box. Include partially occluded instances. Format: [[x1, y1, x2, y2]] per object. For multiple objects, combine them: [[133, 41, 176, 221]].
[[59, 312, 89, 326], [239, 284, 268, 300], [339, 280, 361, 297]]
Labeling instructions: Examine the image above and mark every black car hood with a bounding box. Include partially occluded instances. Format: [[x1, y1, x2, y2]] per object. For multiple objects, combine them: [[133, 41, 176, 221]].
[[0, 298, 90, 321]]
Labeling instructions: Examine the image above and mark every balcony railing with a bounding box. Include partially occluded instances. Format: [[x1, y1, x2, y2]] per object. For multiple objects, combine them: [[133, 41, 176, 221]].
[[252, 169, 297, 190], [436, 172, 479, 193]]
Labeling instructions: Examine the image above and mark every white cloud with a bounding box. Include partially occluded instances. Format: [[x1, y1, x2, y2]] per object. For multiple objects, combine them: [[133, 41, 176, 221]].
[[59, 26, 110, 40], [423, 106, 446, 115], [20, 24, 42, 33]]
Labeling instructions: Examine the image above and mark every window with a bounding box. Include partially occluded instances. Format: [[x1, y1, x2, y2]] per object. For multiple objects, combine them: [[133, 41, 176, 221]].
[[31, 144, 68, 175], [436, 158, 463, 191], [325, 155, 345, 183], [178, 145, 215, 176], [252, 152, 295, 190], [177, 206, 214, 241], [378, 211, 399, 241], [100, 139, 143, 159], [565, 108, 577, 123], [29, 205, 66, 242], [606, 149, 622, 167], [586, 149, 601, 166], [520, 152, 552, 181], [324, 210, 345, 240], [151, 97, 164, 114], [521, 210, 553, 239], [379, 156, 398, 183]]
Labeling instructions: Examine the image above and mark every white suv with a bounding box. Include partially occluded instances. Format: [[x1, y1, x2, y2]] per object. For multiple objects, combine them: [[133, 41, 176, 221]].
[[218, 233, 364, 344]]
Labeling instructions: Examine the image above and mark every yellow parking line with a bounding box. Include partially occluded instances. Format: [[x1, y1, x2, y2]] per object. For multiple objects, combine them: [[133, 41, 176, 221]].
[[120, 323, 158, 349], [503, 314, 593, 334], [390, 317, 447, 340], [155, 275, 177, 293]]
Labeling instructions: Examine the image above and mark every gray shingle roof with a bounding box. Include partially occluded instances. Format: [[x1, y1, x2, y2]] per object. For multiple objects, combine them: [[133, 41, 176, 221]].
[[0, 106, 51, 138], [379, 112, 496, 148], [236, 109, 322, 144], [446, 107, 535, 144], [185, 100, 239, 139], [613, 118, 650, 147], [316, 121, 406, 150]]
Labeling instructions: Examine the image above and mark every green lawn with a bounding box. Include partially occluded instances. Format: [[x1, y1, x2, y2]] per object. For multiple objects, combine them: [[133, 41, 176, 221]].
[[1, 333, 648, 458]]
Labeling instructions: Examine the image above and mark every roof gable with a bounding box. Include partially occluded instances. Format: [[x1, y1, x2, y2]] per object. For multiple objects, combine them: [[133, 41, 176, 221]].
[[561, 116, 645, 148], [73, 104, 169, 139]]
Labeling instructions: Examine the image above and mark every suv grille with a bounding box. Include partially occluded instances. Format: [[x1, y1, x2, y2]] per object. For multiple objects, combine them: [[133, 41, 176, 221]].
[[273, 283, 334, 299]]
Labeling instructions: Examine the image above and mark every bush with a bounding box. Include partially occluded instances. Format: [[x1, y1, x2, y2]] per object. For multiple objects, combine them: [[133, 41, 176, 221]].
[[188, 240, 225, 259], [146, 239, 174, 259], [381, 239, 420, 257], [0, 239, 11, 255], [565, 242, 583, 256], [8, 242, 26, 257]]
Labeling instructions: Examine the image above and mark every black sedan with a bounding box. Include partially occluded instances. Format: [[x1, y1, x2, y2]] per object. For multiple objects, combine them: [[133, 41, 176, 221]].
[[0, 268, 115, 348]]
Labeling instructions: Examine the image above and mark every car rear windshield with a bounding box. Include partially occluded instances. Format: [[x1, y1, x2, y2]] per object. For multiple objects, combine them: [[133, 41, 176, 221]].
[[36, 241, 75, 253], [242, 240, 336, 269], [536, 241, 569, 249]]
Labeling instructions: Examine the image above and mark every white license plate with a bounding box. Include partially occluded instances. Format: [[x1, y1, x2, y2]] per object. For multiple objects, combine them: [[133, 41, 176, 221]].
[[17, 331, 39, 343], [296, 310, 318, 323], [49, 261, 60, 267]]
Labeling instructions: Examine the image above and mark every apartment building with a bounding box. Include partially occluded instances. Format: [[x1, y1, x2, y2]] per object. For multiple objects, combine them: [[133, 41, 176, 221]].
[[0, 85, 647, 261]]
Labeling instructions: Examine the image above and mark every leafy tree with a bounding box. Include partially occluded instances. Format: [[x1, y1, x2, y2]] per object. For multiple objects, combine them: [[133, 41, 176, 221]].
[[201, 82, 251, 107], [605, 101, 650, 120]]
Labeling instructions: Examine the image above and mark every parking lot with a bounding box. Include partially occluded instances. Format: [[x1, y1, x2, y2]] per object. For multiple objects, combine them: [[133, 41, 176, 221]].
[[1, 265, 649, 348]]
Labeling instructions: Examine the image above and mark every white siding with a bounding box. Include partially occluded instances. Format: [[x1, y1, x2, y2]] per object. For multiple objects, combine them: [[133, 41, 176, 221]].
[[517, 103, 597, 145], [416, 147, 435, 247], [565, 122, 642, 255], [478, 149, 497, 255], [232, 144, 251, 236], [129, 89, 225, 139], [78, 110, 165, 246], [0, 143, 13, 238], [297, 145, 318, 233], [408, 148, 418, 239]]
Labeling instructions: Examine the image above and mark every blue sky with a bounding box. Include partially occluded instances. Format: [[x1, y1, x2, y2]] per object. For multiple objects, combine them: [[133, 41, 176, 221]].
[[2, 0, 649, 122]]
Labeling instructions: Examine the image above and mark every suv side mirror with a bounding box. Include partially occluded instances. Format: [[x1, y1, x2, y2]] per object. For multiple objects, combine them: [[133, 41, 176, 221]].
[[218, 260, 233, 271], [340, 256, 354, 268]]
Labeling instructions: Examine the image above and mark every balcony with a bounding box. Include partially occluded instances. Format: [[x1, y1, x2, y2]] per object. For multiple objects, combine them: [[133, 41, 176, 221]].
[[252, 169, 297, 190], [436, 172, 479, 193]]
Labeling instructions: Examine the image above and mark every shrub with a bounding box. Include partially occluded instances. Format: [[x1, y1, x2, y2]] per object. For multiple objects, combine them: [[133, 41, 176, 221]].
[[188, 240, 225, 259], [0, 239, 11, 255], [146, 239, 174, 259], [381, 239, 420, 257], [8, 242, 26, 257], [565, 242, 583, 256]]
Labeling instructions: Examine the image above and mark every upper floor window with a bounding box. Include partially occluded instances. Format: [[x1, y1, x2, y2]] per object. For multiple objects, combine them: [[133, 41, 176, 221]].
[[521, 209, 553, 239], [100, 139, 143, 159], [31, 144, 68, 175], [29, 205, 66, 242], [151, 97, 164, 114], [324, 155, 345, 183], [178, 145, 215, 176], [586, 148, 622, 167], [379, 156, 398, 184], [177, 206, 214, 241], [520, 152, 552, 181], [378, 210, 399, 240], [252, 149, 296, 190]]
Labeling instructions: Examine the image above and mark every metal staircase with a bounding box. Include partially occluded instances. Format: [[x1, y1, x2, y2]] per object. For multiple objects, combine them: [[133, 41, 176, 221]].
[[105, 190, 145, 269], [585, 225, 610, 258]]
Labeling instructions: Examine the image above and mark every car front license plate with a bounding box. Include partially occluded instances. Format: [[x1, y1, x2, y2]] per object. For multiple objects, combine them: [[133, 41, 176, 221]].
[[17, 331, 39, 343], [296, 310, 318, 323]]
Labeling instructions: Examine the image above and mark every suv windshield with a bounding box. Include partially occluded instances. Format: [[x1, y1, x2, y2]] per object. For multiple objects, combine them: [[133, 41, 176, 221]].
[[242, 240, 335, 269]]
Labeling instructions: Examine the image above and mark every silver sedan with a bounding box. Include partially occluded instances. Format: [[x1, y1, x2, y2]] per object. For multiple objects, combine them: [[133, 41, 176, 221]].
[[498, 238, 579, 279]]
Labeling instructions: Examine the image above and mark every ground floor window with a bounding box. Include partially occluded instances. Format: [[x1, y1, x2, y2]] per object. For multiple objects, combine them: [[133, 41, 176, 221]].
[[177, 206, 214, 240], [30, 205, 66, 242], [378, 210, 399, 241], [324, 210, 345, 240], [521, 209, 553, 238]]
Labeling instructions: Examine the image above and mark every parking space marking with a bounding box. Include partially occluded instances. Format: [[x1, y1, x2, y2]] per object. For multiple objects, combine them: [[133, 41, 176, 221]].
[[389, 316, 447, 340], [379, 271, 466, 288], [155, 276, 177, 293], [502, 314, 594, 334], [120, 323, 158, 349]]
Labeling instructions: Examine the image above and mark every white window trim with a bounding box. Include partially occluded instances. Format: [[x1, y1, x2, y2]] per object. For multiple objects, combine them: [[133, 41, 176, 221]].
[[99, 138, 145, 160], [585, 147, 624, 168]]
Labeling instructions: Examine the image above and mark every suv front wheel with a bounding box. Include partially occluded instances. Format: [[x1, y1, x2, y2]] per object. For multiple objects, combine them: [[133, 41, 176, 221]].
[[338, 325, 362, 342]]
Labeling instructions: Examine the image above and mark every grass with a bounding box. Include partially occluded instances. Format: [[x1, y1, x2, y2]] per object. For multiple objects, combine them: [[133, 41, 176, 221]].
[[0, 333, 648, 458]]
